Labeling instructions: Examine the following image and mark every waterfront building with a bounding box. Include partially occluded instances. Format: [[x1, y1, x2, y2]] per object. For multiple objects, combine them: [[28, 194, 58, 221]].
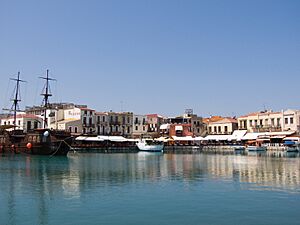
[[207, 117, 238, 135], [238, 109, 300, 134], [169, 123, 193, 137], [25, 103, 88, 133], [57, 119, 82, 135], [107, 111, 133, 137], [146, 114, 164, 138], [95, 112, 109, 135], [0, 113, 43, 132], [63, 106, 95, 134], [163, 109, 206, 137], [132, 114, 148, 138]]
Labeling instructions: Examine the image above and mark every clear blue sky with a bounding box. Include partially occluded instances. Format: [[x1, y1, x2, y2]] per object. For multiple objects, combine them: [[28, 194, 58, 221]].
[[0, 0, 299, 117]]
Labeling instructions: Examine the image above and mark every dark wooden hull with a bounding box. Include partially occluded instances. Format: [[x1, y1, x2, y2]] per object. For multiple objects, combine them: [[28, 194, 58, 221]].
[[0, 129, 73, 156]]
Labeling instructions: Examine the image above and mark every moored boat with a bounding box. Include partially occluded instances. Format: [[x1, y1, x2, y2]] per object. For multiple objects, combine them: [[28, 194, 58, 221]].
[[246, 146, 267, 152], [0, 70, 73, 156], [136, 139, 164, 152], [283, 140, 300, 153]]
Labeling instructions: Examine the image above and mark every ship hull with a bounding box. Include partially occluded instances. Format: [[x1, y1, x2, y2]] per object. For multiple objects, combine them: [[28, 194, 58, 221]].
[[0, 129, 73, 156]]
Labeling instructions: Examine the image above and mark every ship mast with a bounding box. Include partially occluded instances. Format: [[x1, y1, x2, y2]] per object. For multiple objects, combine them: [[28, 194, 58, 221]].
[[39, 69, 56, 129], [3, 72, 26, 130]]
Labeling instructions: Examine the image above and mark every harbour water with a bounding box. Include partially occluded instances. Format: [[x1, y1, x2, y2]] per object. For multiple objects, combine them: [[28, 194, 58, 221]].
[[0, 152, 300, 225]]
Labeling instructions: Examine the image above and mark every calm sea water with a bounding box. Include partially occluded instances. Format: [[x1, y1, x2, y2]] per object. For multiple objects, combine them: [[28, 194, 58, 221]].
[[0, 152, 300, 225]]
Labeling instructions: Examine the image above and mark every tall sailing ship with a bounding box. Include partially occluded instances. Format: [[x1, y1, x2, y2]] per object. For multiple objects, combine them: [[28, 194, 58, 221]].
[[0, 70, 73, 156]]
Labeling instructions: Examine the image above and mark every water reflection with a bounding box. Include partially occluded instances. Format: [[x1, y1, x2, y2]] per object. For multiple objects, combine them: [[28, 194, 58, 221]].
[[65, 153, 300, 193], [0, 152, 300, 224]]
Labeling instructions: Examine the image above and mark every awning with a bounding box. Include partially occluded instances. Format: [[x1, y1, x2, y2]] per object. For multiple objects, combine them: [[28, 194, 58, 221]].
[[75, 136, 87, 141], [270, 135, 286, 139], [284, 141, 296, 145], [96, 136, 129, 142], [75, 136, 104, 142], [175, 125, 183, 131], [283, 137, 300, 141], [194, 136, 204, 141], [160, 124, 170, 130], [204, 135, 232, 141], [155, 137, 173, 142], [172, 136, 194, 141], [85, 136, 104, 142], [241, 133, 260, 140], [230, 130, 247, 140]]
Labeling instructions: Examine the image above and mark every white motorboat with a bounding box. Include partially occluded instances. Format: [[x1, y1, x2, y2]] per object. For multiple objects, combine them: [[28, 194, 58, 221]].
[[136, 139, 164, 152]]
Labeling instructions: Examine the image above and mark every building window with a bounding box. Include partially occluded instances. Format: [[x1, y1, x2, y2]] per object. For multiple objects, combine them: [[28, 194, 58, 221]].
[[83, 128, 86, 134], [218, 126, 221, 133], [290, 117, 294, 124], [127, 117, 130, 123], [75, 127, 78, 133], [89, 117, 92, 125], [103, 116, 105, 122], [4, 122, 6, 125], [285, 118, 288, 124], [34, 121, 38, 129], [18, 120, 21, 125], [260, 119, 263, 126], [143, 126, 145, 131], [83, 117, 87, 125], [97, 116, 100, 122], [127, 127, 130, 134], [277, 118, 280, 127], [249, 120, 252, 126], [27, 121, 31, 130], [271, 118, 275, 126], [69, 127, 72, 132], [84, 110, 87, 115], [135, 126, 138, 131], [224, 126, 228, 133], [214, 127, 217, 133], [135, 117, 138, 124], [209, 127, 212, 133]]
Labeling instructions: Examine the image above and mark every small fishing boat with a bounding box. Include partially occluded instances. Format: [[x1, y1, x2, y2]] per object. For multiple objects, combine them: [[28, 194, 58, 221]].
[[136, 139, 164, 152], [246, 146, 267, 152], [283, 140, 300, 153]]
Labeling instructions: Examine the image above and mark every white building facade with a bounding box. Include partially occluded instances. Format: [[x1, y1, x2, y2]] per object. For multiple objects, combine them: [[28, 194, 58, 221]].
[[238, 109, 300, 134], [0, 113, 43, 132]]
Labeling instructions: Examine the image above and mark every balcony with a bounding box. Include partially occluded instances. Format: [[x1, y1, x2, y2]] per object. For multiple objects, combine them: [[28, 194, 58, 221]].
[[110, 121, 120, 126], [83, 123, 95, 128], [252, 126, 282, 132]]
